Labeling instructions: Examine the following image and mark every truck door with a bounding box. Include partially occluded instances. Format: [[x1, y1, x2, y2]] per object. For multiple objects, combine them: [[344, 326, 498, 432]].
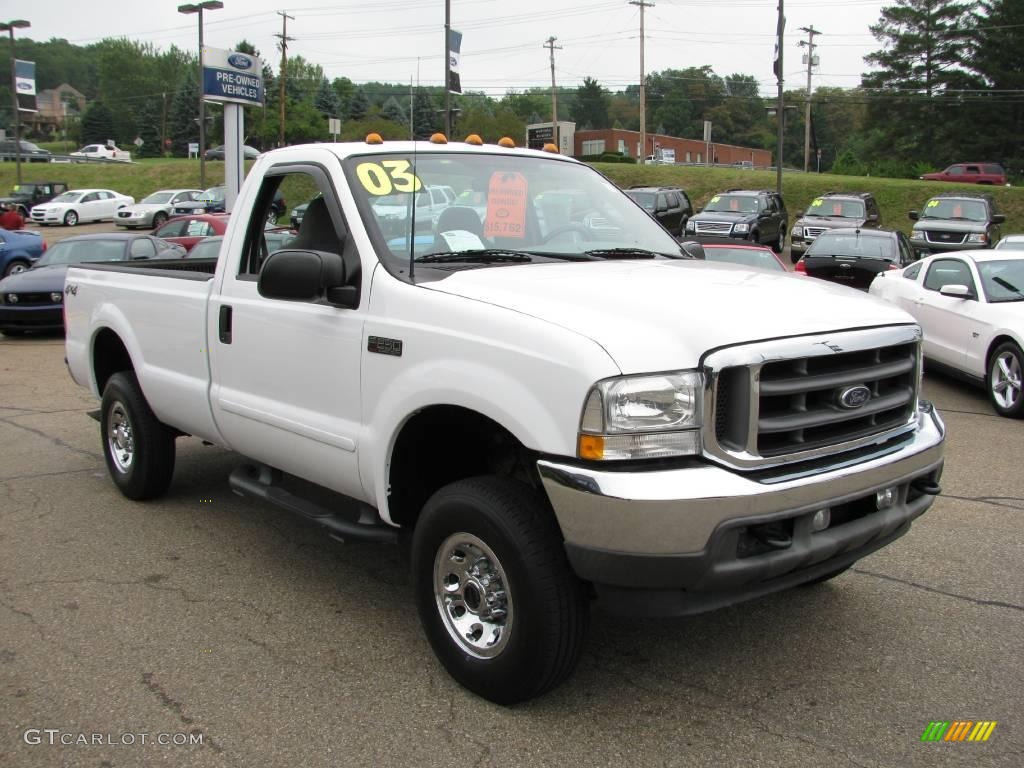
[[208, 163, 367, 500]]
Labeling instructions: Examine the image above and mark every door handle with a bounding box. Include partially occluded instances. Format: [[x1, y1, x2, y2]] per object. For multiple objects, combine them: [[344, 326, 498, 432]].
[[219, 305, 233, 344]]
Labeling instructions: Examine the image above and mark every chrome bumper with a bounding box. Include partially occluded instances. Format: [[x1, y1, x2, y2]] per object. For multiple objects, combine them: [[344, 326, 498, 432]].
[[538, 402, 945, 558]]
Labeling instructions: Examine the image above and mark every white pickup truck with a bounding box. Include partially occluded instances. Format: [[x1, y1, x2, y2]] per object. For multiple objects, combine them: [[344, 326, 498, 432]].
[[64, 137, 946, 704]]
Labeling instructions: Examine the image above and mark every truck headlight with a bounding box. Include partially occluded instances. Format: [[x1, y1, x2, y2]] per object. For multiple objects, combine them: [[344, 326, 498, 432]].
[[967, 233, 987, 243], [578, 372, 703, 460], [685, 219, 696, 231], [791, 225, 802, 237], [732, 223, 749, 234], [910, 231, 924, 241]]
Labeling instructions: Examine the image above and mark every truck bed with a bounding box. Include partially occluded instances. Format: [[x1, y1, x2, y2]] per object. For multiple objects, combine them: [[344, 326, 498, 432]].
[[76, 257, 218, 280]]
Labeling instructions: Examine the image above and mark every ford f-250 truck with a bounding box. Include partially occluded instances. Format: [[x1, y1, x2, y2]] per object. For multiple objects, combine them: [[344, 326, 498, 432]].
[[64, 135, 946, 704]]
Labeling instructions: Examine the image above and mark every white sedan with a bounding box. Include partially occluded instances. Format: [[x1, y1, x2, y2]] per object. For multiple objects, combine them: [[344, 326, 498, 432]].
[[870, 249, 1024, 417], [114, 189, 202, 229], [29, 189, 135, 227]]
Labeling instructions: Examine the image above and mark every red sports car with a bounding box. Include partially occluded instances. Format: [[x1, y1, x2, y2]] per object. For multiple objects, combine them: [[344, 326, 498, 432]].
[[153, 213, 230, 253]]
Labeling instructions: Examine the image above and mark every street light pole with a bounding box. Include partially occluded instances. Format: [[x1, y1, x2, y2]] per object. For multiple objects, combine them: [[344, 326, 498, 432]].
[[1, 19, 31, 186], [178, 2, 223, 189]]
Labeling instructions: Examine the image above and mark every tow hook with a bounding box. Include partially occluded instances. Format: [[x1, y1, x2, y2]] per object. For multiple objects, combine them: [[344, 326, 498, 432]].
[[911, 478, 942, 496]]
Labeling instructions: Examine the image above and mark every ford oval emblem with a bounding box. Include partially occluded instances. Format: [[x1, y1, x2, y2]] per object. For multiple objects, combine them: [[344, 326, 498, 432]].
[[228, 54, 253, 70], [838, 385, 871, 409]]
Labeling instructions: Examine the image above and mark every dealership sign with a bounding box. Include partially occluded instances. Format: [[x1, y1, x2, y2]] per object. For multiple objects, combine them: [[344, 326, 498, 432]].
[[202, 47, 264, 106]]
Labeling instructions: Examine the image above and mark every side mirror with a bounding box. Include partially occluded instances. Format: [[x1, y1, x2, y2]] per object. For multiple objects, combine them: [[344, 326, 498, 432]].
[[258, 249, 354, 308], [695, 207, 703, 213], [993, 214, 1006, 224], [939, 284, 972, 299], [679, 240, 705, 260], [795, 210, 804, 217], [867, 213, 879, 222], [908, 211, 919, 221]]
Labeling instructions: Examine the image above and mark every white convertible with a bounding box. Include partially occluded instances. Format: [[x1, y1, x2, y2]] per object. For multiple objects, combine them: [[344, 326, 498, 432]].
[[870, 250, 1024, 417]]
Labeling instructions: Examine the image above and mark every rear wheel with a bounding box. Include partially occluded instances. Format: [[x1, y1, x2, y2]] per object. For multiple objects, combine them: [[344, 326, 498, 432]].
[[412, 476, 588, 704], [152, 212, 168, 228], [63, 210, 78, 227], [774, 231, 785, 254], [988, 341, 1024, 418], [3, 259, 29, 277], [100, 372, 177, 499]]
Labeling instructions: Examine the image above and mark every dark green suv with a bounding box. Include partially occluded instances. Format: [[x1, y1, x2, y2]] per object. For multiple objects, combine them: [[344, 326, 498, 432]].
[[789, 191, 881, 264], [909, 192, 1004, 254], [684, 189, 788, 253]]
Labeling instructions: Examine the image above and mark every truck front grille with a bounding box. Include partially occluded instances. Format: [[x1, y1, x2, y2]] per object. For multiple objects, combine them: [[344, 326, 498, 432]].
[[706, 327, 921, 469], [694, 221, 733, 235], [803, 226, 826, 239], [924, 231, 967, 245]]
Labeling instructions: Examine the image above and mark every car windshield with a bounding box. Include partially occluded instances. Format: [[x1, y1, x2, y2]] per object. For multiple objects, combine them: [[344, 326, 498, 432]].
[[807, 233, 895, 260], [703, 194, 759, 213], [703, 247, 784, 271], [34, 239, 125, 266], [804, 198, 865, 218], [12, 184, 36, 194], [141, 192, 174, 205], [978, 260, 1024, 302], [344, 151, 683, 276], [198, 187, 226, 203], [50, 192, 83, 204], [921, 198, 989, 221], [187, 237, 222, 259], [995, 238, 1024, 251], [625, 191, 656, 211]]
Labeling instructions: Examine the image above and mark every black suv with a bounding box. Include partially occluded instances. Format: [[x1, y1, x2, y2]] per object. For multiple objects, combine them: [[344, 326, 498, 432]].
[[789, 191, 881, 264], [684, 189, 788, 253], [623, 186, 693, 237], [908, 192, 1004, 254], [0, 181, 69, 217]]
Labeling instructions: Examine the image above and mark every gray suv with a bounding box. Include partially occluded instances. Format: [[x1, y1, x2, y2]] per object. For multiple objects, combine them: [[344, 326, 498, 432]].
[[789, 192, 881, 264], [908, 192, 1004, 254]]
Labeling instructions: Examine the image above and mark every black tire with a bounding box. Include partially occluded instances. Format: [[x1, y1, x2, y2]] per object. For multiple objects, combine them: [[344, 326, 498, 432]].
[[987, 340, 1024, 418], [3, 259, 30, 277], [749, 229, 759, 246], [774, 231, 785, 254], [791, 249, 802, 265], [152, 212, 168, 228], [412, 476, 588, 704], [800, 565, 851, 586], [64, 210, 78, 227], [100, 371, 176, 500]]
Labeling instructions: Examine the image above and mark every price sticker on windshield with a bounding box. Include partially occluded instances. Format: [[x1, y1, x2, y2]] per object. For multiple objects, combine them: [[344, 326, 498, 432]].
[[926, 200, 939, 208], [710, 195, 721, 204], [812, 198, 823, 207], [355, 160, 423, 195], [484, 172, 527, 239]]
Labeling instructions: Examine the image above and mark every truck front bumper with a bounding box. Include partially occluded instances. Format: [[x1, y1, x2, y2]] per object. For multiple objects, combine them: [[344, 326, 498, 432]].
[[538, 402, 945, 616]]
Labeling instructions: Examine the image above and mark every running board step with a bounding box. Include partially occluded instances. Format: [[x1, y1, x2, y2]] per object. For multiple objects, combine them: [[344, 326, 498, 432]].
[[228, 464, 399, 544]]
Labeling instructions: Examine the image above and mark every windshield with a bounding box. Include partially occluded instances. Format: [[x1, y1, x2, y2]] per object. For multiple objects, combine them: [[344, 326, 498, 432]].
[[141, 192, 174, 205], [625, 191, 656, 211], [804, 198, 865, 218], [703, 247, 784, 271], [921, 198, 989, 221], [807, 233, 895, 260], [50, 192, 82, 204], [35, 239, 125, 266], [703, 194, 759, 214], [995, 239, 1024, 251], [978, 260, 1024, 302], [11, 184, 36, 194], [198, 187, 226, 203], [187, 237, 223, 260], [344, 151, 682, 276]]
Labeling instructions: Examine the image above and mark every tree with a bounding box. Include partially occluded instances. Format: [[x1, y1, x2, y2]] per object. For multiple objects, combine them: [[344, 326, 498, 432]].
[[79, 101, 115, 144], [314, 77, 342, 118], [972, 0, 1024, 168], [135, 99, 163, 157], [381, 96, 409, 128], [348, 87, 370, 122], [168, 74, 199, 157], [411, 88, 439, 138], [570, 77, 610, 129], [862, 0, 980, 163]]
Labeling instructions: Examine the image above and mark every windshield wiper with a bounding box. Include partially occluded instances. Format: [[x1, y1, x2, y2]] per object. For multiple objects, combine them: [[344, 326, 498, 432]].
[[993, 275, 1024, 298], [584, 247, 681, 259], [415, 249, 534, 264]]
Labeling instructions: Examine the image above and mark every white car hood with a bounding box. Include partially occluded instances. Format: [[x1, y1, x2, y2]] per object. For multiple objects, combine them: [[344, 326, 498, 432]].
[[31, 202, 72, 211], [424, 260, 917, 373]]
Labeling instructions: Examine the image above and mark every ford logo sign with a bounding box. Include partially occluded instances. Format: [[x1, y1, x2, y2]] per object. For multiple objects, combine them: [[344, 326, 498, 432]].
[[228, 54, 254, 70], [838, 385, 871, 409]]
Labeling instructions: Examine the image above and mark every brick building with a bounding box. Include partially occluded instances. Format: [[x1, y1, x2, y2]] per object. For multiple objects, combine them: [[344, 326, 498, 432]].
[[574, 128, 771, 168]]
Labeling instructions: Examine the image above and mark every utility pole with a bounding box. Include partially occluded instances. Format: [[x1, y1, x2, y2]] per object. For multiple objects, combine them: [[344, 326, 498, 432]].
[[775, 0, 785, 195], [798, 25, 821, 173], [1, 19, 31, 185], [444, 0, 451, 137], [629, 0, 653, 165], [543, 36, 562, 151], [275, 10, 295, 147]]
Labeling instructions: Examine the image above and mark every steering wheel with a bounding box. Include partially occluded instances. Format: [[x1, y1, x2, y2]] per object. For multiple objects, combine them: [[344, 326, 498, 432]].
[[537, 223, 596, 245]]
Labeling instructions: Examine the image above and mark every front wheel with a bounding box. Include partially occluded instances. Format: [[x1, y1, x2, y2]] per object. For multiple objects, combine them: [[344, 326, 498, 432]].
[[412, 476, 588, 704], [774, 231, 785, 254], [152, 212, 168, 228], [63, 210, 78, 226], [100, 371, 177, 499], [988, 341, 1024, 418], [3, 260, 29, 277]]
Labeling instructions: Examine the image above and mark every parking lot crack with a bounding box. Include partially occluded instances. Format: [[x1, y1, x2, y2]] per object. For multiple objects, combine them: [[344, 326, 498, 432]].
[[852, 568, 1024, 612], [941, 493, 1024, 512], [140, 672, 225, 754], [0, 415, 102, 461]]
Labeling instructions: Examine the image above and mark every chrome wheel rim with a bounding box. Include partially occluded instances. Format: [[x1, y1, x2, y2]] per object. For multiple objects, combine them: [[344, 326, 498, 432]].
[[7, 263, 27, 275], [991, 351, 1022, 410], [433, 532, 513, 659], [107, 401, 135, 473]]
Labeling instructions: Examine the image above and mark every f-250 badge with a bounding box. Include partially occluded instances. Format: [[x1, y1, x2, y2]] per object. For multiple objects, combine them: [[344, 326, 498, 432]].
[[64, 284, 78, 296]]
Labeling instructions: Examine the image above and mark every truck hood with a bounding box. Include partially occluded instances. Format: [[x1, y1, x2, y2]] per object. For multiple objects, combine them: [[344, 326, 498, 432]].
[[423, 260, 916, 373], [914, 218, 987, 233], [690, 210, 755, 223], [796, 216, 867, 229]]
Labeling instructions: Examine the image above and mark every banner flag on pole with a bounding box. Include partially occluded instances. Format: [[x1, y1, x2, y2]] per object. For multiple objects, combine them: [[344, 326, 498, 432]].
[[15, 60, 37, 113], [448, 29, 462, 94]]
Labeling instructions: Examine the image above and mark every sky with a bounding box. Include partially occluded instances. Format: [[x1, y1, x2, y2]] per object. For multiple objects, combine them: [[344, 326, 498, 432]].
[[20, 0, 891, 97]]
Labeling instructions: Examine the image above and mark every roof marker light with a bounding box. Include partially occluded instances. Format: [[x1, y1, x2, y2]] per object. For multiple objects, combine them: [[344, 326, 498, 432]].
[[464, 134, 483, 146], [542, 143, 559, 153], [430, 133, 448, 144], [497, 137, 516, 148], [365, 133, 383, 145]]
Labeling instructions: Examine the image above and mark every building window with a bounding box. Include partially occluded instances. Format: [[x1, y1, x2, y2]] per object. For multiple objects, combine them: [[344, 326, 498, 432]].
[[685, 151, 691, 163], [582, 140, 606, 155], [697, 152, 702, 164], [618, 139, 627, 155]]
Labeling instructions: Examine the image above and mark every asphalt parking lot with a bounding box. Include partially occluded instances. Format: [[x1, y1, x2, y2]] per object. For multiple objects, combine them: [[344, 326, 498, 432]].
[[1, 261, 1022, 767]]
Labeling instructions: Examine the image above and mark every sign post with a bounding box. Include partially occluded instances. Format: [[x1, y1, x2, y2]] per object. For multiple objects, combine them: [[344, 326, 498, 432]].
[[201, 47, 264, 211]]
